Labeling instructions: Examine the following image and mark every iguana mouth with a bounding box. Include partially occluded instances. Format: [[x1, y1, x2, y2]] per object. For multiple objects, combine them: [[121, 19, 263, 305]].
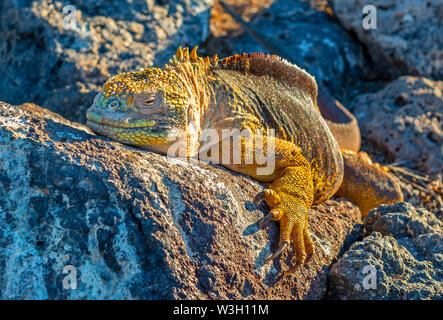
[[86, 110, 157, 129], [86, 120, 168, 134], [86, 120, 172, 148]]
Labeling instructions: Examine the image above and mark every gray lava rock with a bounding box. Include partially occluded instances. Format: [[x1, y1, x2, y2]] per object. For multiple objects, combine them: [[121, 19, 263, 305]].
[[351, 76, 443, 179], [0, 102, 363, 299], [229, 0, 370, 98], [327, 202, 442, 300], [0, 0, 213, 124], [329, 0, 443, 79]]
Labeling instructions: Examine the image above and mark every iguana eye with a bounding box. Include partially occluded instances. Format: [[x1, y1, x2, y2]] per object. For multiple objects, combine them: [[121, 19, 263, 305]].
[[108, 100, 119, 109], [141, 96, 156, 106]]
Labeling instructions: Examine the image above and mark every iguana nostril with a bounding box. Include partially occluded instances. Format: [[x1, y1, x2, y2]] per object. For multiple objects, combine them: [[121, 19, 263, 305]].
[[86, 110, 102, 123]]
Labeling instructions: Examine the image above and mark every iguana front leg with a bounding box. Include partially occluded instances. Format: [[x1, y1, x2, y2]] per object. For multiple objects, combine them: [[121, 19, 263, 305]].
[[205, 128, 316, 273], [257, 164, 315, 273]]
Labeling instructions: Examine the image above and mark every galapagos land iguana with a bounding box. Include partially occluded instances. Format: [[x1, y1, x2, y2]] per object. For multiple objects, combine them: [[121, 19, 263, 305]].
[[86, 47, 403, 273]]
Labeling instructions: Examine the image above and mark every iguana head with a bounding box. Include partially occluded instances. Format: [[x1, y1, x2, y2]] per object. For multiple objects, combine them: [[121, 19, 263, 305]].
[[87, 64, 194, 156], [87, 46, 214, 156]]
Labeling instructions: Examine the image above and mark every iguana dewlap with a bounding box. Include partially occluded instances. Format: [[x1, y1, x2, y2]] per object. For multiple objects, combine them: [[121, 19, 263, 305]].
[[86, 47, 403, 273]]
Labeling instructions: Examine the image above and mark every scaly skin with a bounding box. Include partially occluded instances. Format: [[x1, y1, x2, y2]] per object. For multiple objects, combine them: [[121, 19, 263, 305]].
[[86, 47, 403, 273]]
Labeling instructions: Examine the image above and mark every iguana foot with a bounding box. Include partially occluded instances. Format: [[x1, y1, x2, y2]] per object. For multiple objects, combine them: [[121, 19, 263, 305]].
[[256, 187, 315, 273]]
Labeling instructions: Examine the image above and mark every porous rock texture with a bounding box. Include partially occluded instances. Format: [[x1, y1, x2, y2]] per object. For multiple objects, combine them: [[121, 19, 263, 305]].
[[327, 202, 442, 300], [0, 102, 363, 299], [0, 0, 213, 124], [351, 76, 443, 179], [220, 0, 370, 99], [329, 0, 443, 79]]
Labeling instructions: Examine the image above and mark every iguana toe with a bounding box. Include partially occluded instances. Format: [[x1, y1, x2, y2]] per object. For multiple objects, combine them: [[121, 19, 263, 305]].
[[257, 190, 283, 228], [265, 241, 289, 263], [260, 189, 314, 272], [284, 224, 315, 274], [258, 213, 273, 228]]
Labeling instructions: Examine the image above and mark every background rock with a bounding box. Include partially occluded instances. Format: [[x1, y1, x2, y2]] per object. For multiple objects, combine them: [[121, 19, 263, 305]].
[[349, 76, 442, 215], [0, 0, 213, 124], [329, 0, 443, 79], [327, 202, 442, 300], [0, 102, 363, 299], [351, 76, 442, 178], [203, 0, 370, 103]]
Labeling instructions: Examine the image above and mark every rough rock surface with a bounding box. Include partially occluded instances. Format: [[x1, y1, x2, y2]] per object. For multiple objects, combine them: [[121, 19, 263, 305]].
[[212, 0, 369, 99], [350, 76, 443, 179], [0, 0, 213, 124], [328, 202, 442, 300], [330, 0, 443, 79], [0, 102, 363, 299]]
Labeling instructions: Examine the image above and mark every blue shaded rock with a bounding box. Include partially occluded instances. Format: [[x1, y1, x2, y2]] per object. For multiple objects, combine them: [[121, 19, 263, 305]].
[[328, 202, 442, 300], [330, 0, 443, 79], [229, 0, 369, 97], [0, 0, 213, 123]]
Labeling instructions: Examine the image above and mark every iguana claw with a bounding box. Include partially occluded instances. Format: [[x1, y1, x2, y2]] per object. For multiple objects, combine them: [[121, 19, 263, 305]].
[[258, 212, 274, 228], [253, 190, 266, 206], [265, 241, 288, 263], [256, 165, 315, 273]]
